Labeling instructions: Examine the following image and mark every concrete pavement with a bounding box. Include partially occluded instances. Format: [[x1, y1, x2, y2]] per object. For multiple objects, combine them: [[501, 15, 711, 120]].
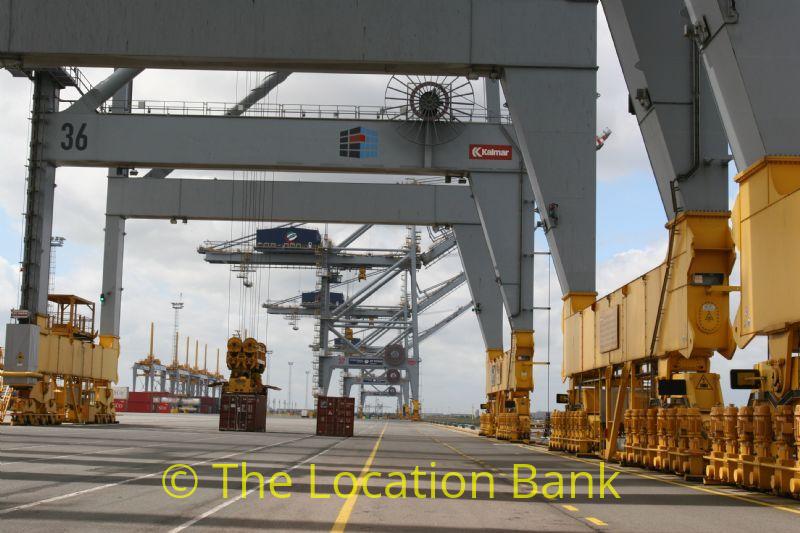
[[1, 414, 799, 531]]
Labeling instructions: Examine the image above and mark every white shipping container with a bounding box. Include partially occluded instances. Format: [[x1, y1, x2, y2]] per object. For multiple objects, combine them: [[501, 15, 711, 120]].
[[112, 386, 129, 400]]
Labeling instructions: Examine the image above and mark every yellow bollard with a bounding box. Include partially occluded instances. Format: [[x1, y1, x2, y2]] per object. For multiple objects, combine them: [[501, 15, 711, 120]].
[[666, 409, 680, 473], [645, 408, 659, 469], [751, 403, 774, 491], [683, 408, 705, 480], [790, 405, 800, 497], [720, 406, 740, 483], [734, 406, 755, 487], [707, 406, 726, 483], [655, 408, 669, 470], [770, 405, 795, 495]]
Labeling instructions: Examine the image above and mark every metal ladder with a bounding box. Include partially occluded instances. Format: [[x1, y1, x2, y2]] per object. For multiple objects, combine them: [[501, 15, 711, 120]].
[[0, 380, 13, 423]]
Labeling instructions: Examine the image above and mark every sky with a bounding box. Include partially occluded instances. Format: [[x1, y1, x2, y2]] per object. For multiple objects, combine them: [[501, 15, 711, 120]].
[[0, 7, 763, 414]]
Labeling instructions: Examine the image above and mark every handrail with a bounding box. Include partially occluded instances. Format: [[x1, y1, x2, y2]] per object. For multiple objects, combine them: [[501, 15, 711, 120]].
[[84, 99, 513, 124]]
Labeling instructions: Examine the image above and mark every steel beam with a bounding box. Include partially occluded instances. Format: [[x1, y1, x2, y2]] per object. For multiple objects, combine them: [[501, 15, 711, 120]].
[[100, 73, 135, 337], [469, 172, 535, 332], [417, 301, 472, 344], [18, 73, 59, 319], [452, 224, 504, 351], [602, 0, 729, 217], [338, 224, 373, 248], [107, 179, 479, 226], [41, 113, 521, 176], [265, 306, 402, 319], [683, 0, 800, 169], [502, 51, 597, 295], [145, 71, 291, 179], [420, 232, 457, 265], [203, 250, 405, 269], [0, 0, 594, 74], [64, 68, 143, 114]]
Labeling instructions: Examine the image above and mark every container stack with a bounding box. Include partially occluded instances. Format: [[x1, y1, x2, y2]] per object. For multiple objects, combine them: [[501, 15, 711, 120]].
[[316, 396, 355, 437], [219, 336, 269, 432]]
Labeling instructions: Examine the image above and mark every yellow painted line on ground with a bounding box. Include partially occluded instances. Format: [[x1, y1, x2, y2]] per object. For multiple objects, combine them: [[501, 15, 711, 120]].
[[330, 423, 388, 533], [586, 517, 608, 526], [428, 429, 613, 530], [515, 443, 800, 518]]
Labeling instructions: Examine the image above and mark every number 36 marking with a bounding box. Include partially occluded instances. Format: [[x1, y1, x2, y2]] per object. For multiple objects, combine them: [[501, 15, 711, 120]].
[[61, 122, 88, 151]]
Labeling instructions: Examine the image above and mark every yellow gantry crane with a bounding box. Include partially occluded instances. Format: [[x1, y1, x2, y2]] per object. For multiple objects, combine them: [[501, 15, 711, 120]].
[[551, 1, 800, 497], [1, 295, 118, 425], [480, 332, 534, 442]]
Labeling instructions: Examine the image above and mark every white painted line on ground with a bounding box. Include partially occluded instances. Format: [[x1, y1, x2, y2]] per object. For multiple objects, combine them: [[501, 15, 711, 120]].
[[0, 435, 309, 515], [169, 438, 346, 533], [0, 430, 237, 467]]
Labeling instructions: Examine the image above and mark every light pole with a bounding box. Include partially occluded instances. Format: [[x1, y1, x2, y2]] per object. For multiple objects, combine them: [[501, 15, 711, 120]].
[[305, 370, 310, 410], [287, 361, 294, 413]]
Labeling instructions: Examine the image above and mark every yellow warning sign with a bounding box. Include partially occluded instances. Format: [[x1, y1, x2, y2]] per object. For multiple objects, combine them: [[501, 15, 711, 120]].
[[696, 375, 712, 390]]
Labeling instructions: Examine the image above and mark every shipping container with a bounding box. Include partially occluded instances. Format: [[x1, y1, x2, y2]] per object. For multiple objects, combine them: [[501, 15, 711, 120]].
[[219, 393, 267, 432], [122, 400, 152, 413], [316, 396, 355, 437], [301, 291, 344, 306], [333, 337, 361, 348], [112, 386, 129, 400], [255, 227, 321, 249], [118, 392, 219, 414], [200, 396, 220, 414]]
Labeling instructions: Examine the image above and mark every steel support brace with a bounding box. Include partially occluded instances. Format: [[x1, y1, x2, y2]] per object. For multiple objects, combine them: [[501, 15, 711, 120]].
[[602, 0, 729, 217], [684, 0, 800, 169], [469, 172, 535, 332], [453, 224, 504, 351], [502, 62, 597, 296], [605, 362, 632, 461], [19, 72, 59, 319], [106, 178, 480, 226], [100, 71, 135, 339], [41, 113, 521, 176]]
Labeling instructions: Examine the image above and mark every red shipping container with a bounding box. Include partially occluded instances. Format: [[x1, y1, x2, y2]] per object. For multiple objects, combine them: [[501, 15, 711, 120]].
[[316, 396, 354, 437], [124, 400, 152, 413], [219, 393, 267, 432]]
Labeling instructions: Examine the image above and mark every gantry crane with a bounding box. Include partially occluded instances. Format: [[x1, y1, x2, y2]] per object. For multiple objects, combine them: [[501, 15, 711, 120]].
[[551, 1, 800, 496]]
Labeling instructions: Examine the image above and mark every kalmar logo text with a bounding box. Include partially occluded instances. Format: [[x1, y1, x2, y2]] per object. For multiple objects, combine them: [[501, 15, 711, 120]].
[[469, 144, 513, 160]]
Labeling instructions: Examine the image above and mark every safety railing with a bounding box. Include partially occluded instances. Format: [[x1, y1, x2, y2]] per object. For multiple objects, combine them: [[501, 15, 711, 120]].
[[98, 99, 512, 124]]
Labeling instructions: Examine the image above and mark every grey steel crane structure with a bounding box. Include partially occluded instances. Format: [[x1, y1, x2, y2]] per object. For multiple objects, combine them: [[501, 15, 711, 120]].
[[202, 222, 470, 410], [1, 1, 595, 435], [0, 0, 595, 328]]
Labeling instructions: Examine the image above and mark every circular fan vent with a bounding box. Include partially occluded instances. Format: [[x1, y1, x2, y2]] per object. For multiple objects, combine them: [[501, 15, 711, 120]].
[[385, 368, 401, 384], [384, 75, 475, 146]]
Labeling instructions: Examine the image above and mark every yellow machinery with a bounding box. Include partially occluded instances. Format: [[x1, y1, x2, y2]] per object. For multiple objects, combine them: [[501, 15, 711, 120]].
[[552, 212, 735, 476], [1, 295, 118, 425], [223, 336, 267, 394], [703, 157, 800, 497], [480, 331, 534, 442], [411, 399, 421, 421], [135, 322, 162, 368], [552, 162, 800, 496]]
